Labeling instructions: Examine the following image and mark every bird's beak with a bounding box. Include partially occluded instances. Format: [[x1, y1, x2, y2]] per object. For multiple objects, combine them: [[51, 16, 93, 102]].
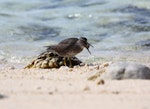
[[86, 43, 93, 54], [89, 43, 94, 48], [86, 48, 91, 54]]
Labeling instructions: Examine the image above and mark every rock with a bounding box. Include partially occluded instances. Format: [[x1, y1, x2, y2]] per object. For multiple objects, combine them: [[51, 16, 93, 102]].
[[101, 62, 150, 80]]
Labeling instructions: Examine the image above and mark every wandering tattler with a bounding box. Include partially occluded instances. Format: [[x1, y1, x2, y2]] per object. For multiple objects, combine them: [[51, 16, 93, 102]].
[[45, 37, 93, 67]]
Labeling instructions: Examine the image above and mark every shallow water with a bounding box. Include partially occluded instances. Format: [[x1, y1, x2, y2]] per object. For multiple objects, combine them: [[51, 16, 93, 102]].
[[0, 0, 150, 67]]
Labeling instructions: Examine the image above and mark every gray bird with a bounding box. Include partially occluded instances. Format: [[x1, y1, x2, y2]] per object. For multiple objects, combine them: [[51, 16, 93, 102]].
[[45, 37, 93, 67]]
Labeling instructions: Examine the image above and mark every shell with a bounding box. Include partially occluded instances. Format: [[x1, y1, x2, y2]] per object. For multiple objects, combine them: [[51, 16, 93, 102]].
[[25, 51, 82, 69]]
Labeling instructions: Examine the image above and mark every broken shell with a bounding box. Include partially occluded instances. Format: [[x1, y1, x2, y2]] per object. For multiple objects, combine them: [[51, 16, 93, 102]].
[[48, 61, 54, 68], [41, 60, 48, 68], [35, 61, 42, 68], [25, 51, 82, 69]]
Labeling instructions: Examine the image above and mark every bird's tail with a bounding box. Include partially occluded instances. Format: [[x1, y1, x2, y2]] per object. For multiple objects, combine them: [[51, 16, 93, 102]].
[[44, 45, 56, 51]]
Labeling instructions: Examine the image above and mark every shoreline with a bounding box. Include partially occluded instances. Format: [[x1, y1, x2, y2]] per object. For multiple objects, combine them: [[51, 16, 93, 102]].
[[0, 63, 150, 109]]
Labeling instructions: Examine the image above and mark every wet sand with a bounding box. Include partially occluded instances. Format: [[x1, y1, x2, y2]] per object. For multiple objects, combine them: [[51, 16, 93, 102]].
[[0, 65, 150, 109]]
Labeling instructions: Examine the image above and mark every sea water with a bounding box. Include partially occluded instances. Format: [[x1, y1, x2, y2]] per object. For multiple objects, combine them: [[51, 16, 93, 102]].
[[0, 0, 150, 67]]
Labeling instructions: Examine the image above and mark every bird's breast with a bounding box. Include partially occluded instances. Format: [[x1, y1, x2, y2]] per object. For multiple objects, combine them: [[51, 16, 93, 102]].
[[60, 47, 83, 57]]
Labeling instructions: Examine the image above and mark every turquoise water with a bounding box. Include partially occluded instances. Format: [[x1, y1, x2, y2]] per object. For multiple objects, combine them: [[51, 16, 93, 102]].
[[0, 0, 150, 67]]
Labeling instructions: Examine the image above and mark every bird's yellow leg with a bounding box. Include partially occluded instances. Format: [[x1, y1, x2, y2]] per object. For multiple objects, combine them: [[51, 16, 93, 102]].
[[64, 57, 67, 66], [68, 57, 73, 68], [63, 57, 72, 68]]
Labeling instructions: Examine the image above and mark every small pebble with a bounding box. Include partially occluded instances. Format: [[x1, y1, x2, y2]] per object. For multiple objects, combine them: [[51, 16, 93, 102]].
[[48, 91, 53, 95], [83, 86, 90, 91], [95, 65, 100, 70], [59, 66, 69, 70], [40, 76, 45, 80], [19, 83, 23, 86], [68, 68, 73, 72], [96, 79, 105, 85], [87, 72, 100, 81], [36, 86, 42, 90], [9, 66, 15, 70], [0, 94, 7, 99], [102, 63, 109, 67], [112, 91, 120, 94], [73, 65, 80, 69], [80, 63, 85, 66]]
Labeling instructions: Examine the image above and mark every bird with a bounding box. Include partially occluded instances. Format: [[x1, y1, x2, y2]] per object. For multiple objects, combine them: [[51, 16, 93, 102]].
[[45, 37, 93, 67]]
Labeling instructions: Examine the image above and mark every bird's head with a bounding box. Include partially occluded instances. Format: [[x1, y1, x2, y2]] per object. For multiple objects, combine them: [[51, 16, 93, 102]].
[[78, 37, 93, 54]]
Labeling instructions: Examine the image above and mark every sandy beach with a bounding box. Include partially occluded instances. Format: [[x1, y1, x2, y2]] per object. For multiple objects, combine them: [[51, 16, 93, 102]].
[[0, 64, 150, 109], [0, 0, 150, 108]]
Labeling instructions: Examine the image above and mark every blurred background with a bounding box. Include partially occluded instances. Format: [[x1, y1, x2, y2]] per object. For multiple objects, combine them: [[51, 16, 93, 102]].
[[0, 0, 150, 68]]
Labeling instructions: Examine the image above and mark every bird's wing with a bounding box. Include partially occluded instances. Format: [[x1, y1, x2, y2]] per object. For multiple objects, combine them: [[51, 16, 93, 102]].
[[45, 38, 78, 52], [58, 38, 78, 45]]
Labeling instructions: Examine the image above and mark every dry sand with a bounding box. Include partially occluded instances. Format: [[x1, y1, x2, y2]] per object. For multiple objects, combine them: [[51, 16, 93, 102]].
[[0, 64, 150, 109]]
